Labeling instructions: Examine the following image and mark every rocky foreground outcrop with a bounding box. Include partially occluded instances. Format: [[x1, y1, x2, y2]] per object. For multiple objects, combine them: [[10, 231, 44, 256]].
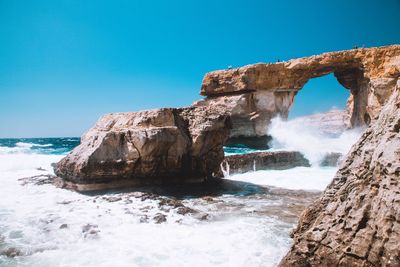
[[201, 45, 400, 138], [279, 81, 400, 266], [55, 107, 231, 191]]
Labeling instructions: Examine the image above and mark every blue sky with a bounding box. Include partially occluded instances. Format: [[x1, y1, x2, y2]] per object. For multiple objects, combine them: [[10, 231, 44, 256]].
[[1, 0, 399, 137]]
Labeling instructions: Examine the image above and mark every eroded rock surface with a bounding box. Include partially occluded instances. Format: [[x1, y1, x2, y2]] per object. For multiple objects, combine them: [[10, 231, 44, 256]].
[[201, 45, 400, 136], [54, 107, 231, 191], [194, 90, 294, 138], [279, 81, 400, 266]]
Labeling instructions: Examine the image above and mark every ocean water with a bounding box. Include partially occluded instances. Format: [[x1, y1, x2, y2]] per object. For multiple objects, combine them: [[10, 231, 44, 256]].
[[0, 119, 361, 267]]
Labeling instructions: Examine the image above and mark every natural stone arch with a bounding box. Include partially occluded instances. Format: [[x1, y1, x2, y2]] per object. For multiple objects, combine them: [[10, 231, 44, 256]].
[[198, 45, 400, 139]]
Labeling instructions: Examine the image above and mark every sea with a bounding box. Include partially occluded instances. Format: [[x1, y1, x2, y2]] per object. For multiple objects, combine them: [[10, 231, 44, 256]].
[[0, 117, 363, 267]]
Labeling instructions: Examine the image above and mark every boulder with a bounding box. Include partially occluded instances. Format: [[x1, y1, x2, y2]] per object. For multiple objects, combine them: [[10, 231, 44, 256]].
[[54, 107, 231, 191], [279, 79, 400, 266], [220, 151, 310, 175]]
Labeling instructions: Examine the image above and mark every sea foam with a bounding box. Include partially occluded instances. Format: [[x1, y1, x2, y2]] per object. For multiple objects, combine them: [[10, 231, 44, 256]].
[[267, 116, 362, 165], [0, 141, 294, 267]]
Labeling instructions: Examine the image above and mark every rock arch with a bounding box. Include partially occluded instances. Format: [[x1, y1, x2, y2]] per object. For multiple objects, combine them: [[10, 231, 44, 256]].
[[198, 45, 400, 138]]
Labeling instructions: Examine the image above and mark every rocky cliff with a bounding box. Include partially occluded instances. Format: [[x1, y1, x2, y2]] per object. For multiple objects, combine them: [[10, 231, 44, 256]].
[[201, 45, 400, 137], [279, 79, 400, 266]]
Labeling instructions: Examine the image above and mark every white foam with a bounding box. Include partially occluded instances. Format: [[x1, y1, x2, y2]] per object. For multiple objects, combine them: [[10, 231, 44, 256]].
[[0, 153, 293, 267], [268, 116, 362, 165], [15, 142, 34, 148], [16, 142, 53, 148], [226, 167, 337, 191]]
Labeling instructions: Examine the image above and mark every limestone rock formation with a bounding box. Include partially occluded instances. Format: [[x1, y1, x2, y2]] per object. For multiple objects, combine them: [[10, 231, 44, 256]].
[[220, 151, 310, 175], [194, 90, 294, 138], [54, 107, 231, 191], [279, 80, 400, 266], [54, 44, 399, 194], [201, 45, 400, 137]]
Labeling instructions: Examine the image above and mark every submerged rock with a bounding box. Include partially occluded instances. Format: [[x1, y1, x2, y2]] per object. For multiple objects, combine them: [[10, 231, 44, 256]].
[[1, 247, 22, 258], [81, 224, 100, 238], [279, 81, 400, 266], [19, 174, 57, 186], [54, 107, 231, 191], [153, 213, 167, 224], [221, 151, 310, 175]]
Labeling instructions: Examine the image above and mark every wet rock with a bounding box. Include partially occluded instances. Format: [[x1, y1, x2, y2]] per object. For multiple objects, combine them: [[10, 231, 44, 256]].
[[158, 198, 183, 208], [139, 193, 160, 201], [81, 224, 99, 238], [320, 152, 343, 167], [139, 206, 152, 213], [1, 247, 22, 258], [102, 196, 122, 202], [18, 174, 56, 186], [176, 206, 197, 215], [139, 215, 149, 223], [59, 224, 68, 229], [57, 200, 74, 205], [201, 196, 215, 202], [195, 213, 210, 221], [153, 213, 167, 224], [279, 81, 400, 266], [220, 151, 310, 175], [127, 192, 146, 198]]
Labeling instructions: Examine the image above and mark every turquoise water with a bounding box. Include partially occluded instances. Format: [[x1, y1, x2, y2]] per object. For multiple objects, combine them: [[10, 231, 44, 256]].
[[223, 144, 269, 155], [0, 137, 262, 156], [0, 138, 80, 155]]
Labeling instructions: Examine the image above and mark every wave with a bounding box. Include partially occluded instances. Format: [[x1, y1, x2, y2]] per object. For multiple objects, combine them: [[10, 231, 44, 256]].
[[227, 166, 337, 191], [0, 138, 79, 156], [16, 142, 53, 148], [267, 116, 363, 165]]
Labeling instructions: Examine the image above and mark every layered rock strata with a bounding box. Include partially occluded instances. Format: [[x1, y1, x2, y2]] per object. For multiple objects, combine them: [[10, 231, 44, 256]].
[[54, 107, 231, 191], [279, 80, 400, 266], [201, 45, 400, 137], [221, 151, 310, 175]]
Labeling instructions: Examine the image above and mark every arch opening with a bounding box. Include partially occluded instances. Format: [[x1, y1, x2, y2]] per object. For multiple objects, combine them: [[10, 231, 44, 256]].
[[289, 73, 350, 120]]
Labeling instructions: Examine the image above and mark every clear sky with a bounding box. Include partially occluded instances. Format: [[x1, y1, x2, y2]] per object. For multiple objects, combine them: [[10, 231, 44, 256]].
[[1, 0, 399, 137]]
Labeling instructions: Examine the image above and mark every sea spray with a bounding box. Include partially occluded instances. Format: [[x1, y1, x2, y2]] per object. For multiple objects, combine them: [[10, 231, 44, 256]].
[[220, 161, 230, 177], [267, 116, 363, 165], [226, 112, 363, 191]]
